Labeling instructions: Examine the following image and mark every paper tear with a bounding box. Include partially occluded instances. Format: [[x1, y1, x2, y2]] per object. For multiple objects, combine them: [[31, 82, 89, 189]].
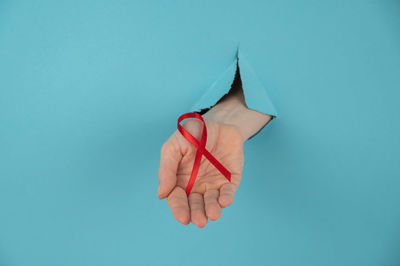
[[191, 48, 278, 117]]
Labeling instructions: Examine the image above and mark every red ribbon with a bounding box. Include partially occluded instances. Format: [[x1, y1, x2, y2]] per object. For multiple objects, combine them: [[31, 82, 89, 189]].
[[177, 112, 231, 195]]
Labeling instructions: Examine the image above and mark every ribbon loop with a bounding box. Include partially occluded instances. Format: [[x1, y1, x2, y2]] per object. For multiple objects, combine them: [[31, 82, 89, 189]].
[[177, 112, 231, 195]]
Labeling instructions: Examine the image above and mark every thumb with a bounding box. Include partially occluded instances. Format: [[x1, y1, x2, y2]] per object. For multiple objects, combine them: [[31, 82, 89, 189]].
[[157, 140, 182, 199]]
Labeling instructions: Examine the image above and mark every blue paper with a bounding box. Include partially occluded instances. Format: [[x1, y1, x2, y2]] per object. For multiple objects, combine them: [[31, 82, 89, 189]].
[[192, 49, 278, 117], [0, 1, 399, 266]]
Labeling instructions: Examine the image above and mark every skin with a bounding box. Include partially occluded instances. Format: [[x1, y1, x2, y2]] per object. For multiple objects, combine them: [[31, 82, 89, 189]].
[[157, 78, 272, 228]]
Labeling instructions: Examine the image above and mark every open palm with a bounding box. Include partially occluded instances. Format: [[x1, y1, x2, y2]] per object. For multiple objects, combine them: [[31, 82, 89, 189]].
[[158, 118, 244, 227]]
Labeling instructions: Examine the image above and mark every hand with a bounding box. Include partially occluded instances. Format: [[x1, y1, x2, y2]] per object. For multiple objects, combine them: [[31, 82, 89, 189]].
[[157, 118, 244, 228], [157, 75, 272, 227]]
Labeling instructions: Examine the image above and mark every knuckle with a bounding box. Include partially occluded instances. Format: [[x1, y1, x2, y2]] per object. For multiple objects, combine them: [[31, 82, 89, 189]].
[[161, 141, 179, 156]]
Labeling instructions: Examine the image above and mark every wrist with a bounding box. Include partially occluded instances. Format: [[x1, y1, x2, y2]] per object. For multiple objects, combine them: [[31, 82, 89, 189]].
[[203, 95, 245, 124], [203, 94, 272, 141]]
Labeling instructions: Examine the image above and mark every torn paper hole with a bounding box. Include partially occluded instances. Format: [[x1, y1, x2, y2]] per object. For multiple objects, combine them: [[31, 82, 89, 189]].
[[191, 49, 277, 117]]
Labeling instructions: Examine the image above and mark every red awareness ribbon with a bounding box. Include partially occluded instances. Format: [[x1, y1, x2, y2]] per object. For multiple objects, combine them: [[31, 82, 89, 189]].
[[177, 112, 231, 195]]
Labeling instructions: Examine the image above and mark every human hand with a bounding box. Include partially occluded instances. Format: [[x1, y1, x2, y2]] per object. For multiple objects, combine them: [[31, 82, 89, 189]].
[[157, 74, 272, 227], [157, 118, 244, 227]]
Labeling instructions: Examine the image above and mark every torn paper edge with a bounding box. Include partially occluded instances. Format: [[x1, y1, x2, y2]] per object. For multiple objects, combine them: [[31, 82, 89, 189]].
[[191, 48, 278, 117]]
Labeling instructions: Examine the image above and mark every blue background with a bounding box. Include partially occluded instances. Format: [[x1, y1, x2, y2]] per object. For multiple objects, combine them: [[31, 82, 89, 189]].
[[1, 1, 400, 265]]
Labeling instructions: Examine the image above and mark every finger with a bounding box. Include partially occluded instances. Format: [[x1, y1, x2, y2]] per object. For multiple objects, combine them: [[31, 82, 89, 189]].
[[188, 193, 207, 228], [167, 187, 190, 225], [218, 183, 237, 208], [158, 141, 182, 199], [204, 190, 222, 221]]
